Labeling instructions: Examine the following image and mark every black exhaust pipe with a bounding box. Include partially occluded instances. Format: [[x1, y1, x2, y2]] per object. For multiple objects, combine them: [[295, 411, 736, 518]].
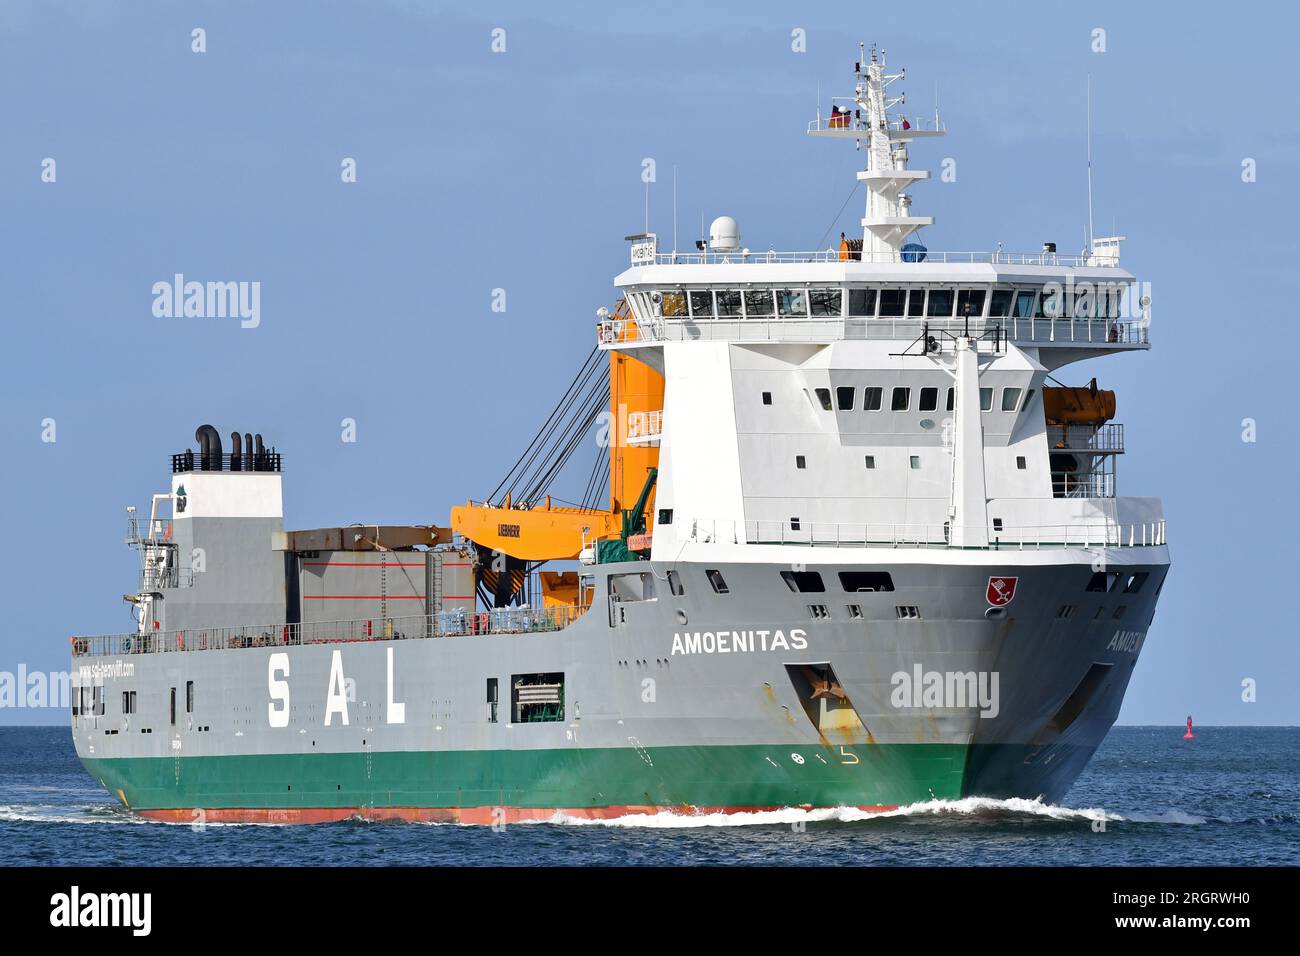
[[230, 431, 243, 472], [195, 424, 223, 471]]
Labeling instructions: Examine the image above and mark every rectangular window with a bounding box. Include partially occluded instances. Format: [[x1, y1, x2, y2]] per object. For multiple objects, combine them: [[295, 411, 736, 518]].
[[992, 517, 1004, 531], [781, 570, 826, 593], [979, 387, 993, 411], [776, 289, 807, 317], [122, 690, 137, 715], [93, 686, 105, 717], [715, 290, 742, 316], [796, 455, 806, 469], [813, 388, 832, 411], [1086, 571, 1122, 592], [956, 288, 986, 318], [839, 571, 895, 592], [808, 604, 831, 620], [186, 680, 194, 714], [909, 455, 921, 469], [667, 570, 685, 596], [835, 386, 855, 410], [1023, 389, 1035, 409], [918, 387, 938, 412], [891, 387, 910, 411], [989, 289, 1013, 317], [169, 687, 176, 726], [809, 288, 842, 316], [863, 386, 883, 411], [790, 517, 801, 531], [926, 288, 954, 317], [848, 288, 877, 317], [1038, 286, 1063, 318], [1001, 387, 1023, 411], [864, 455, 875, 469], [657, 508, 673, 525], [946, 387, 955, 411], [660, 290, 688, 317], [511, 673, 565, 723], [706, 569, 729, 594], [1016, 456, 1027, 469], [1123, 572, 1149, 594], [878, 288, 906, 317], [907, 289, 925, 317], [1013, 289, 1036, 318], [689, 290, 714, 318], [744, 289, 774, 317], [486, 678, 498, 723], [895, 605, 921, 620], [847, 604, 863, 620], [761, 391, 772, 405]]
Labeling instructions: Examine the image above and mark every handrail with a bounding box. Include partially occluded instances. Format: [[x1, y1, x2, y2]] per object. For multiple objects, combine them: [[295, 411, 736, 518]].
[[680, 518, 1167, 551], [644, 249, 1118, 267], [598, 316, 1149, 347], [70, 605, 586, 659]]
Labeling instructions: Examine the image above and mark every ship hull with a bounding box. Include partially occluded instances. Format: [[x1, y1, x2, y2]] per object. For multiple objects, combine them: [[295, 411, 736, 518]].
[[71, 554, 1165, 821]]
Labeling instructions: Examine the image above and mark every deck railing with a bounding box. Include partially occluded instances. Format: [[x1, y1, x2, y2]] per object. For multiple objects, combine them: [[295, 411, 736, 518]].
[[646, 248, 1116, 268], [599, 316, 1148, 347], [70, 605, 586, 659], [680, 518, 1167, 551]]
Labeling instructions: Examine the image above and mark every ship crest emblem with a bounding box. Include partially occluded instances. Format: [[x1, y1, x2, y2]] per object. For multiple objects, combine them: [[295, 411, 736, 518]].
[[986, 576, 1018, 607]]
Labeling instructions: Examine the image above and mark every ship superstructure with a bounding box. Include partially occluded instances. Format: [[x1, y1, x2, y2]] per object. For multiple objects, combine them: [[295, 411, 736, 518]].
[[69, 48, 1168, 823]]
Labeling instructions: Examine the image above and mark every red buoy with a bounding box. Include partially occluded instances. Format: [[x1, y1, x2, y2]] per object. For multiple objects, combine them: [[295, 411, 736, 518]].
[[1183, 716, 1195, 739]]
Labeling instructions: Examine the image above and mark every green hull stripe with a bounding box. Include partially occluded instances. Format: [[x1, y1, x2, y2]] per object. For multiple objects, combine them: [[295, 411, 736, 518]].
[[81, 743, 969, 811]]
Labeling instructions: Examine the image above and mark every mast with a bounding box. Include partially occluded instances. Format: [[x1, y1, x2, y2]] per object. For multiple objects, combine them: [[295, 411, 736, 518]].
[[809, 44, 945, 261]]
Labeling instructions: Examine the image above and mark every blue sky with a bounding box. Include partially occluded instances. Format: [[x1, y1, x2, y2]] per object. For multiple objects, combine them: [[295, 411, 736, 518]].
[[2, 1, 1296, 724]]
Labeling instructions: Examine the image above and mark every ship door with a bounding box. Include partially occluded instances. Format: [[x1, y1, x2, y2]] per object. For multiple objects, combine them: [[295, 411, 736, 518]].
[[606, 572, 655, 628]]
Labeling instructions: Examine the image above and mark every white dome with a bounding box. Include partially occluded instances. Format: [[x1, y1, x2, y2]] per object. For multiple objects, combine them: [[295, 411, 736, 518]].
[[709, 216, 740, 252]]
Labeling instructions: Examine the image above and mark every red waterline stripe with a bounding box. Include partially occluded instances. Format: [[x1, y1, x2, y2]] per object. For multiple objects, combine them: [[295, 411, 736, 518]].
[[135, 803, 901, 826]]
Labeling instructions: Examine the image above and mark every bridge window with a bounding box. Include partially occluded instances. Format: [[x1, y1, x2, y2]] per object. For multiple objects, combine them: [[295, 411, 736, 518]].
[[1001, 387, 1023, 411], [849, 288, 877, 317], [813, 388, 832, 411], [781, 570, 825, 593], [989, 289, 1013, 317], [809, 288, 842, 317], [689, 290, 714, 318], [744, 289, 774, 317], [839, 571, 894, 592], [659, 290, 687, 317], [879, 288, 907, 317], [957, 289, 987, 318], [715, 290, 742, 316], [919, 387, 938, 412], [835, 386, 855, 410], [776, 289, 807, 317], [1013, 289, 1036, 318], [891, 387, 910, 411], [979, 387, 993, 411], [864, 386, 883, 411], [907, 289, 925, 317], [1086, 571, 1122, 592], [927, 288, 954, 317], [946, 387, 954, 411]]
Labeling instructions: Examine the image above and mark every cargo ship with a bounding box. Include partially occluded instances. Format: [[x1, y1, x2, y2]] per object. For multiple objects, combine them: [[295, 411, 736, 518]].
[[69, 48, 1168, 823]]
